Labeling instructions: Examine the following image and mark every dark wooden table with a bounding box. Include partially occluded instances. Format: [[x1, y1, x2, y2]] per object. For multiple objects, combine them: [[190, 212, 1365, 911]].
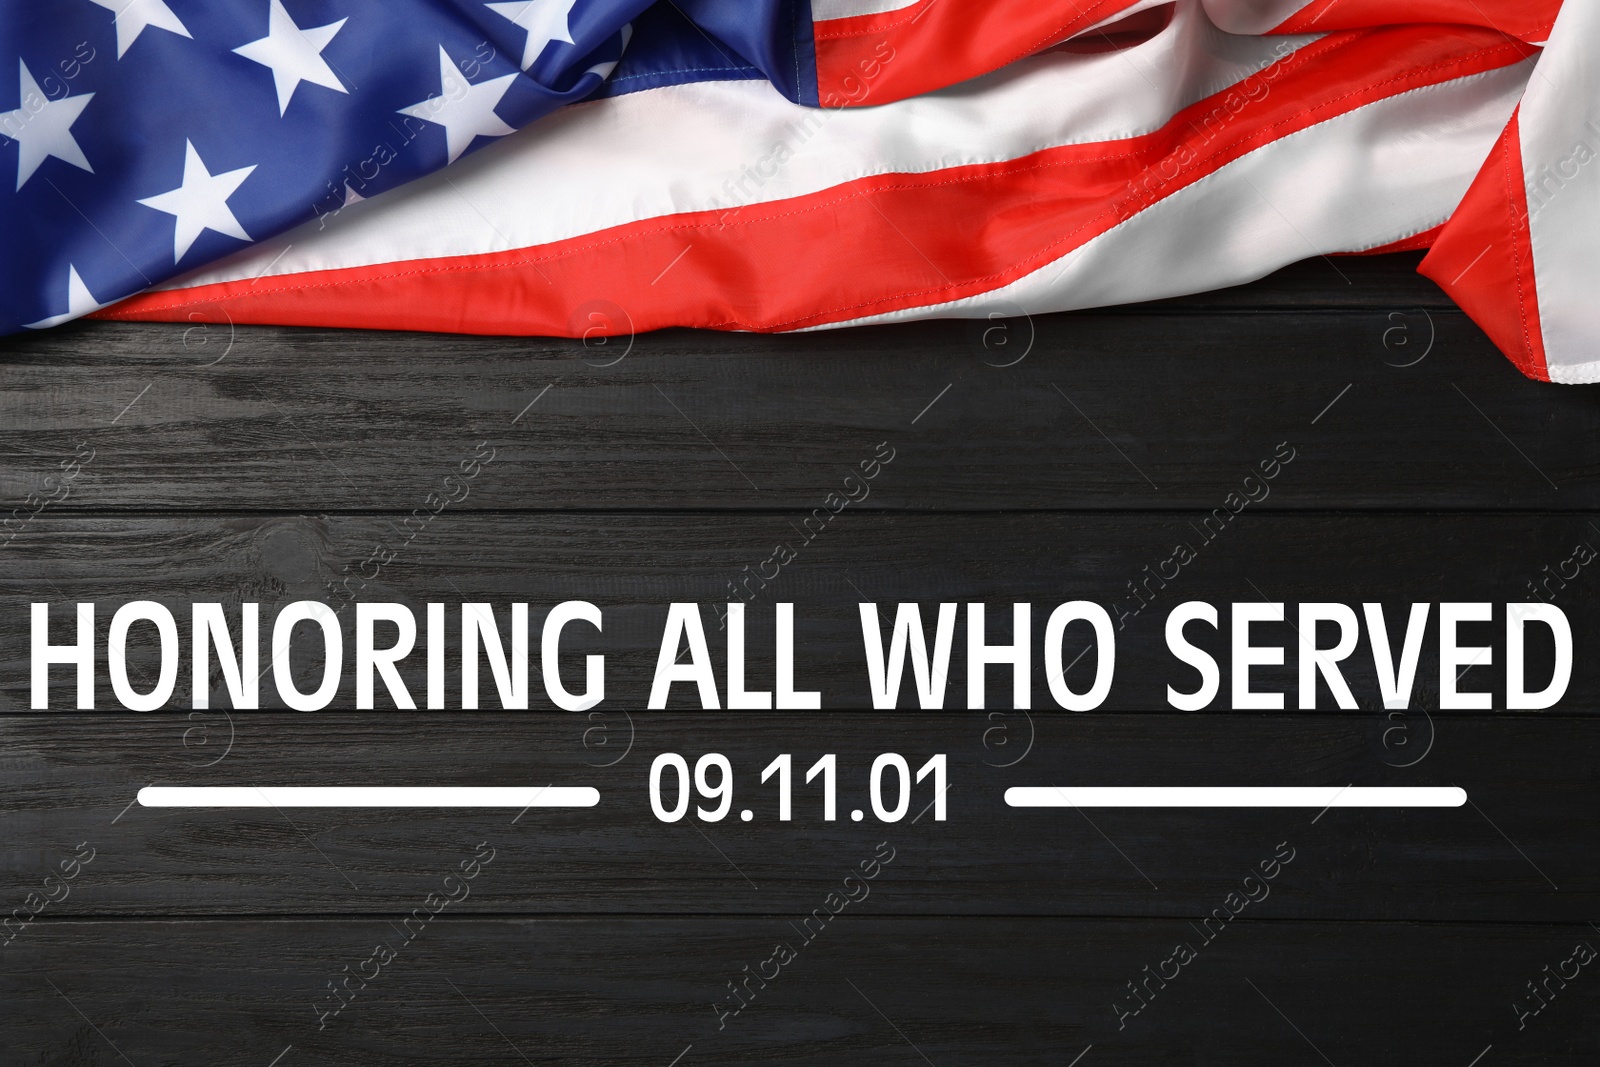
[[1, 252, 1597, 1064]]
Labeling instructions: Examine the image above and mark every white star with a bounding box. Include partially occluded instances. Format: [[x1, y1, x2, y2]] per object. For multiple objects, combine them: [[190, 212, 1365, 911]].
[[341, 180, 365, 206], [232, 0, 348, 115], [0, 61, 95, 190], [487, 0, 579, 71], [137, 140, 257, 263], [87, 0, 193, 59], [26, 265, 107, 329], [398, 46, 517, 164]]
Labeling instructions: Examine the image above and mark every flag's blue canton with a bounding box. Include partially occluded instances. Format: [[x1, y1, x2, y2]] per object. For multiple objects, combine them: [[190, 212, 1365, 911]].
[[0, 0, 651, 334]]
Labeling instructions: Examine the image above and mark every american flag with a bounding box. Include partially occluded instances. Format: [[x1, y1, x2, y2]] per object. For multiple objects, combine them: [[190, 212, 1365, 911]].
[[4, 1, 1594, 383]]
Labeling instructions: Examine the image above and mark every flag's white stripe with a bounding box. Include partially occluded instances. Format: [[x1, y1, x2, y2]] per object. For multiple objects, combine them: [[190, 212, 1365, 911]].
[[810, 60, 1531, 330], [138, 785, 600, 807], [1516, 0, 1600, 383], [811, 0, 922, 21], [1005, 786, 1466, 807], [814, 0, 1310, 34], [156, 4, 1315, 292]]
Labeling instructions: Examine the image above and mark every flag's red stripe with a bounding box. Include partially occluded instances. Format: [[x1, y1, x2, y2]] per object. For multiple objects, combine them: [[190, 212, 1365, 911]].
[[812, 0, 1137, 107], [1270, 0, 1558, 45], [101, 27, 1526, 337], [1420, 110, 1548, 380]]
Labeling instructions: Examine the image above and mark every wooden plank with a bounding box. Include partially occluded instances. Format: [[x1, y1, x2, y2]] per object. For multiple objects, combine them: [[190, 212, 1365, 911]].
[[3, 916, 1593, 1064], [2, 267, 1592, 513], [2, 253, 1592, 1065], [1145, 251, 1454, 310], [2, 512, 1593, 712], [0, 712, 1590, 918]]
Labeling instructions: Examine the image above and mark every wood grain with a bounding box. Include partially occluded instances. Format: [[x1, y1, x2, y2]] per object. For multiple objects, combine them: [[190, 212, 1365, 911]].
[[2, 255, 1595, 1064], [0, 260, 1592, 513], [4, 916, 1593, 1065]]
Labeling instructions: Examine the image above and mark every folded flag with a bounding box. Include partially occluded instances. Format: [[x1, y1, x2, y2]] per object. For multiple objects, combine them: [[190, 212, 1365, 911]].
[[3, 0, 1593, 382]]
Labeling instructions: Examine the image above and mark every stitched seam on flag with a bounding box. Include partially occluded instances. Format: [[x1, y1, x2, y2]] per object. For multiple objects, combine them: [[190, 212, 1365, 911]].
[[1338, 220, 1448, 255], [792, 0, 803, 102], [105, 42, 1525, 329], [1497, 116, 1538, 372], [1548, 359, 1600, 383], [608, 66, 760, 85]]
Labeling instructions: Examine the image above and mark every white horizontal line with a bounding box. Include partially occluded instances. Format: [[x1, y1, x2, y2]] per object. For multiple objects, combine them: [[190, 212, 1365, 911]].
[[138, 786, 600, 808], [1005, 787, 1466, 808]]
